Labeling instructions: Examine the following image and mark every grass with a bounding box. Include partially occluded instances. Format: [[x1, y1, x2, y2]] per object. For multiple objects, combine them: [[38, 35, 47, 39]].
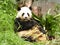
[[0, 0, 60, 45]]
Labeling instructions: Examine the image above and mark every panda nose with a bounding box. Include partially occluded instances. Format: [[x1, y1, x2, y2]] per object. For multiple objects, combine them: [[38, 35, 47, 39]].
[[25, 17, 27, 19]]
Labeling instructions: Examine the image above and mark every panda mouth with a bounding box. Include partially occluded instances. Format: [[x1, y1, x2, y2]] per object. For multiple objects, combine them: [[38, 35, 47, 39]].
[[20, 18, 32, 21], [23, 18, 31, 21], [23, 19, 28, 21]]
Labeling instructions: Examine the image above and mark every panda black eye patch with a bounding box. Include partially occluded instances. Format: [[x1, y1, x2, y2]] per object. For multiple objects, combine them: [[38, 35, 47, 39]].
[[27, 13, 29, 16], [22, 13, 25, 16]]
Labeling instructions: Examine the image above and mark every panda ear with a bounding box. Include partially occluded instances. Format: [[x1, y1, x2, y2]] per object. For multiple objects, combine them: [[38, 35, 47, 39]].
[[29, 7, 32, 10], [17, 7, 21, 11]]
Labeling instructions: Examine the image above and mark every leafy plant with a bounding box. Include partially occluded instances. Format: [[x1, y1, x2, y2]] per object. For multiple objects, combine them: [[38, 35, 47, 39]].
[[32, 9, 60, 37]]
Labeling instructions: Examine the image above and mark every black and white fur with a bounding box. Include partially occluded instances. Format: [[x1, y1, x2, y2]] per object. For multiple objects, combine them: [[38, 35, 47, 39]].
[[14, 7, 46, 42]]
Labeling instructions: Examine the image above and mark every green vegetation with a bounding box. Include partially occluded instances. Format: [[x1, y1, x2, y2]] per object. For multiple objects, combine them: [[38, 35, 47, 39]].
[[0, 0, 60, 45]]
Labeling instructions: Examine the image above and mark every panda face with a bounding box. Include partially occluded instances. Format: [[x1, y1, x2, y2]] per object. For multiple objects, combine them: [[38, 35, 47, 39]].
[[16, 7, 32, 21]]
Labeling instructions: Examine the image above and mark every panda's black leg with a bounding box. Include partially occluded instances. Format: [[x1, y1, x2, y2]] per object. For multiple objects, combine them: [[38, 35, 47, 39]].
[[26, 36, 36, 42], [38, 26, 46, 34], [22, 36, 36, 42]]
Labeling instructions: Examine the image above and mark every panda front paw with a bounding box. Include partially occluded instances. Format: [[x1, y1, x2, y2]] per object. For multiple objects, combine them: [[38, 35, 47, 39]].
[[38, 27, 46, 34]]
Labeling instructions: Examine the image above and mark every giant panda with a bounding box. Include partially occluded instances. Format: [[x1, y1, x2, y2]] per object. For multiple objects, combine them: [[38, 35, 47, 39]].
[[14, 7, 47, 42]]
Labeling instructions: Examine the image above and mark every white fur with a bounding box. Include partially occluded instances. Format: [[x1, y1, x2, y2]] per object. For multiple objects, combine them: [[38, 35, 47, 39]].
[[16, 7, 32, 20]]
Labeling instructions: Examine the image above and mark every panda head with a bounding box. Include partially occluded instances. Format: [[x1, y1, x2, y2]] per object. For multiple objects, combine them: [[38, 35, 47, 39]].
[[16, 7, 32, 21]]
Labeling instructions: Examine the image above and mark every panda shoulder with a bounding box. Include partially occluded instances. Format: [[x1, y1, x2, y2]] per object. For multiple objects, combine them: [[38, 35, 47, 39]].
[[16, 11, 21, 18]]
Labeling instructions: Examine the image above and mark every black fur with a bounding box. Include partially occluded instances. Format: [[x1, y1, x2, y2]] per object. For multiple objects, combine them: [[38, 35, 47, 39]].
[[14, 18, 37, 32], [38, 26, 46, 34], [17, 7, 21, 11], [21, 36, 36, 42], [14, 18, 46, 34]]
